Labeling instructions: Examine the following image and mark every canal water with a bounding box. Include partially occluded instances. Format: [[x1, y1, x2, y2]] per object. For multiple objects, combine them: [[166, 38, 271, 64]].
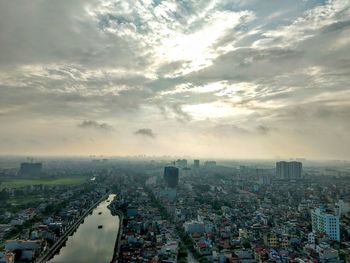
[[49, 194, 120, 263]]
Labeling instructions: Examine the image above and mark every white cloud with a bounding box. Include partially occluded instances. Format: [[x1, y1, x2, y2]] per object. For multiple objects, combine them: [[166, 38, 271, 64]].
[[182, 101, 252, 120], [1, 0, 350, 158], [253, 0, 350, 48]]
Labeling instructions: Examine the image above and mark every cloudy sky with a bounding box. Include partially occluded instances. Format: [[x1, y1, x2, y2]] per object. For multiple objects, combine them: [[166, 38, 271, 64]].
[[0, 0, 349, 159]]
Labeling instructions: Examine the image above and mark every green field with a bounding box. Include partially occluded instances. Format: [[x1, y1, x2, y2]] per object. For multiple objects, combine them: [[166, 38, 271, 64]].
[[8, 195, 45, 206], [0, 176, 87, 189]]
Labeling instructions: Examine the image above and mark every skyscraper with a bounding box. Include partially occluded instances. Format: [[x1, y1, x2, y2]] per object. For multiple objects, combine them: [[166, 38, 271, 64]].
[[276, 161, 289, 179], [163, 166, 179, 188], [204, 161, 216, 168], [276, 161, 302, 180], [289, 161, 302, 179], [311, 208, 340, 241]]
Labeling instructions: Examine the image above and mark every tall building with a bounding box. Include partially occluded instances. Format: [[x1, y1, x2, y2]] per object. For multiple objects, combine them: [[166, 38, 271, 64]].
[[311, 208, 340, 241], [289, 161, 302, 179], [19, 162, 42, 176], [276, 161, 289, 179], [193, 160, 199, 168], [276, 161, 302, 180], [163, 166, 179, 188]]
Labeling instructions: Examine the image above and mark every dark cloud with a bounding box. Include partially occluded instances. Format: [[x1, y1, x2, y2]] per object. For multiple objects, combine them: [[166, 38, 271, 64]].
[[256, 125, 271, 135], [78, 120, 113, 131], [271, 101, 350, 124], [0, 1, 151, 69], [211, 124, 250, 135], [172, 104, 192, 123], [134, 128, 155, 138], [0, 0, 350, 158], [321, 19, 350, 34], [0, 83, 154, 120], [211, 123, 275, 136], [182, 47, 304, 85]]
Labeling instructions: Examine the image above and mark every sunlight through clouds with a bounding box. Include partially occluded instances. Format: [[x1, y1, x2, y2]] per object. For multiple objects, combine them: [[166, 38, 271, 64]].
[[182, 101, 252, 120], [157, 10, 255, 75], [0, 0, 350, 158]]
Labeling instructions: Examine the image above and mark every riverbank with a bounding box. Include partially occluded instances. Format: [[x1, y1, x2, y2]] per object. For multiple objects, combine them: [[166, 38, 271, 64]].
[[110, 209, 123, 263], [36, 192, 110, 263]]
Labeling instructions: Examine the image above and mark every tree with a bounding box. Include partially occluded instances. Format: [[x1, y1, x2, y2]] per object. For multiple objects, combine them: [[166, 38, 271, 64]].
[[13, 249, 22, 261], [242, 240, 251, 249], [0, 189, 9, 201], [199, 258, 209, 263]]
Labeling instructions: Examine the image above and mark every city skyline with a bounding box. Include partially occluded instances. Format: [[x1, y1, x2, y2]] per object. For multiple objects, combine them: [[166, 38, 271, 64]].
[[0, 0, 350, 159]]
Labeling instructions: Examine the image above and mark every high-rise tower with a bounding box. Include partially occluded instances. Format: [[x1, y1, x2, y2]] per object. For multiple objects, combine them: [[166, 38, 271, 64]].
[[163, 166, 179, 188]]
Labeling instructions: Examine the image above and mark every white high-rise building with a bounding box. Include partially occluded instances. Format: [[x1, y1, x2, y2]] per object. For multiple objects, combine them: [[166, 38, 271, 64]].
[[311, 208, 340, 241]]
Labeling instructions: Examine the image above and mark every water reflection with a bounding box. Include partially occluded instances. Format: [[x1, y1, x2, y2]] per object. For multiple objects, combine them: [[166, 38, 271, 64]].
[[49, 194, 119, 263]]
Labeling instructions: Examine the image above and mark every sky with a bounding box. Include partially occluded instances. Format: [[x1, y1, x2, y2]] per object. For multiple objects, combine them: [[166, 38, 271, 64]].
[[0, 0, 350, 159]]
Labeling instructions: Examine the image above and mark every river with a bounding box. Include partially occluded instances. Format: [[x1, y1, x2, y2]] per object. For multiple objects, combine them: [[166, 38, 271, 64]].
[[49, 194, 120, 263]]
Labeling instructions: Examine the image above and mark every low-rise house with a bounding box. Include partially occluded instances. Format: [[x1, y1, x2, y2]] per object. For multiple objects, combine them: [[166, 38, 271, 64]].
[[0, 251, 15, 263], [5, 240, 42, 262]]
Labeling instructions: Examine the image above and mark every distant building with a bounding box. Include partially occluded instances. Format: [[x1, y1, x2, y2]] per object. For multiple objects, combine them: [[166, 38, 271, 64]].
[[289, 161, 302, 179], [175, 159, 187, 168], [311, 208, 340, 241], [193, 159, 200, 168], [204, 161, 216, 168], [19, 162, 42, 176], [276, 161, 289, 179], [163, 166, 179, 188], [239, 166, 246, 173], [276, 161, 302, 180]]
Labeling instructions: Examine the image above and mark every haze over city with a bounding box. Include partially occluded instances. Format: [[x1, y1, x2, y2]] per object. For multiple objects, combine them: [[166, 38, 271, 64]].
[[0, 0, 350, 159], [2, 1, 350, 262]]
